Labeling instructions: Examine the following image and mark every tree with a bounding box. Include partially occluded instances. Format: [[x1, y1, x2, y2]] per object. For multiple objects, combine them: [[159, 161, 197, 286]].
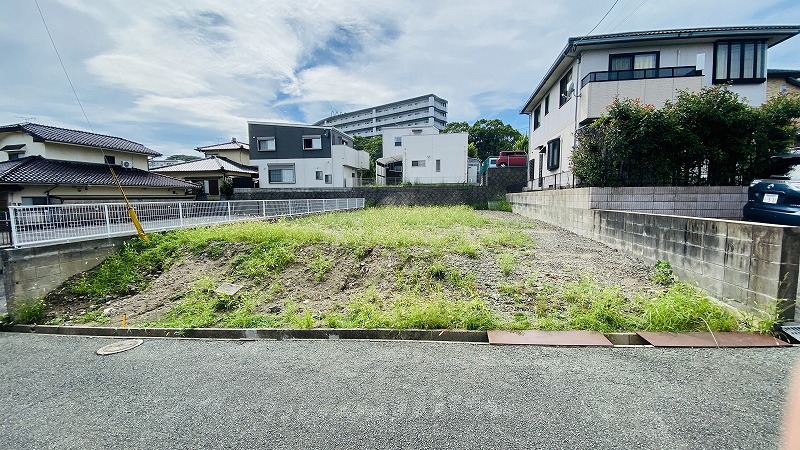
[[353, 135, 383, 179], [442, 119, 523, 161], [513, 134, 529, 152], [571, 86, 800, 187], [166, 154, 201, 161]]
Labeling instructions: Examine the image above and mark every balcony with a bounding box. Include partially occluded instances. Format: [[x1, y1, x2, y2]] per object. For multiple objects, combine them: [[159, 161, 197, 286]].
[[580, 66, 700, 88], [578, 66, 704, 124]]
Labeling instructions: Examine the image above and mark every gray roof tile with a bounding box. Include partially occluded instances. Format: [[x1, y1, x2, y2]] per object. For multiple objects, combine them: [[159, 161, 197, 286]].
[[0, 123, 161, 156], [153, 156, 257, 175], [0, 156, 197, 188]]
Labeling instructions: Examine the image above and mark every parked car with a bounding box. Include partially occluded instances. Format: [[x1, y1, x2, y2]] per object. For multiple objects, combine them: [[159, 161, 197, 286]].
[[742, 153, 800, 226], [496, 151, 527, 167]]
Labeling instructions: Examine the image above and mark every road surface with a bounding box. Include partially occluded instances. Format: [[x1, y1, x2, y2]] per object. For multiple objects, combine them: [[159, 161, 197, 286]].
[[0, 333, 797, 449]]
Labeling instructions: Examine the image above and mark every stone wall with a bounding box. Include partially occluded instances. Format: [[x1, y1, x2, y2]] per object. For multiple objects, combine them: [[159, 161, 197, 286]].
[[1, 237, 130, 312], [237, 166, 528, 206], [509, 190, 800, 320]]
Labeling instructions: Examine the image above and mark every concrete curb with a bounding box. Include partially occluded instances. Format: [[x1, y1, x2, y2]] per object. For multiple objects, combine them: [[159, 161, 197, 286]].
[[0, 325, 489, 342]]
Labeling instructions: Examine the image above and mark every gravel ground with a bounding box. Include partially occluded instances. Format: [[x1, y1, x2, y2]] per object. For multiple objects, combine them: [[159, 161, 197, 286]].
[[0, 333, 797, 449]]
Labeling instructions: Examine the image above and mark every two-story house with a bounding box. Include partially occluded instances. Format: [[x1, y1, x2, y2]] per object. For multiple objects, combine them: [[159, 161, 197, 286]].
[[376, 126, 468, 185], [247, 122, 369, 188], [0, 122, 196, 206], [521, 25, 800, 190]]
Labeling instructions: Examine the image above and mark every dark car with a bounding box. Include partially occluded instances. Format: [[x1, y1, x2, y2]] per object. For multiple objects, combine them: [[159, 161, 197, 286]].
[[742, 154, 800, 226]]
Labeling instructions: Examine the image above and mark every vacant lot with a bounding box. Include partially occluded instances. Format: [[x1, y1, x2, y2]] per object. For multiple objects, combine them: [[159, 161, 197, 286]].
[[32, 206, 766, 332]]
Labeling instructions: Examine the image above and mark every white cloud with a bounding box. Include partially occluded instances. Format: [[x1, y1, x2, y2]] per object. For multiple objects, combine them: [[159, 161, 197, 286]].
[[1, 0, 797, 156]]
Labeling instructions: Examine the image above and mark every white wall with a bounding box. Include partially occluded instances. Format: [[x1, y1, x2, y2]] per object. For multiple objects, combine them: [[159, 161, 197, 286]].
[[400, 132, 468, 184], [254, 147, 368, 189], [381, 126, 440, 157]]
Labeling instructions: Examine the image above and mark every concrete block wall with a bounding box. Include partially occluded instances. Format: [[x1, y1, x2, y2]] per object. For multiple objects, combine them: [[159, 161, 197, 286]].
[[1, 237, 130, 312], [588, 186, 748, 219], [509, 191, 800, 320], [237, 167, 528, 207]]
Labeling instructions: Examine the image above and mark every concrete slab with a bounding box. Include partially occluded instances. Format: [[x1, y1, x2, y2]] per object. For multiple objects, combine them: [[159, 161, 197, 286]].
[[637, 331, 791, 348], [215, 283, 242, 296], [487, 330, 613, 346]]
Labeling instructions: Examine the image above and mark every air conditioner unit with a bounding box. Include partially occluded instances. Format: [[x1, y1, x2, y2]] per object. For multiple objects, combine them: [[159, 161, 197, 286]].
[[120, 160, 133, 169]]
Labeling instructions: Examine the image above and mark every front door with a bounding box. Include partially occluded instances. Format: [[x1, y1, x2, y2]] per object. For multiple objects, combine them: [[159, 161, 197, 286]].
[[208, 179, 219, 195]]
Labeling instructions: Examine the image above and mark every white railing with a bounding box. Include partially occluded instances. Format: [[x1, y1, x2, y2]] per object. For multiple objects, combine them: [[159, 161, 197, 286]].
[[8, 198, 365, 248]]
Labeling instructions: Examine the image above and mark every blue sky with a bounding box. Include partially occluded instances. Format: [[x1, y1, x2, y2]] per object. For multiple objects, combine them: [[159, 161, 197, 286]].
[[1, 0, 799, 157]]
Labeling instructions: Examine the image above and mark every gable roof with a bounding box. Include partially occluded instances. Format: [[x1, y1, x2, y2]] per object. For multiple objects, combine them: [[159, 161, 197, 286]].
[[0, 156, 197, 188], [196, 139, 249, 152], [521, 25, 800, 113], [152, 155, 257, 175], [0, 123, 161, 156]]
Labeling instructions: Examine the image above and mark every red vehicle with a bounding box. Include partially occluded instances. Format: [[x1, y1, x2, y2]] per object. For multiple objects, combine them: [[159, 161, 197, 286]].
[[496, 151, 527, 167]]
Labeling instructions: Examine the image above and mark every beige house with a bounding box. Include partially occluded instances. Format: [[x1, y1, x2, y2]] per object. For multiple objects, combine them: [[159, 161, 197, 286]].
[[196, 138, 250, 165], [0, 123, 196, 206], [152, 156, 257, 198]]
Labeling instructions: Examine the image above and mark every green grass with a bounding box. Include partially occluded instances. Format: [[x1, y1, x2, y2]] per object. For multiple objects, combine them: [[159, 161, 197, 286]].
[[11, 298, 47, 324], [60, 206, 777, 333], [498, 254, 516, 276]]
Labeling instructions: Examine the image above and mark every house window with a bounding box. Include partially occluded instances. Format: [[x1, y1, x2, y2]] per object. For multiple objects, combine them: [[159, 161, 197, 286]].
[[609, 51, 659, 71], [267, 164, 295, 183], [533, 104, 541, 130], [714, 41, 766, 84], [436, 159, 441, 172], [395, 137, 402, 147], [559, 69, 573, 107], [546, 138, 560, 170], [21, 196, 48, 206], [104, 155, 115, 165], [257, 137, 276, 151], [316, 170, 323, 180], [544, 94, 550, 115], [325, 174, 332, 184], [302, 135, 322, 150], [8, 152, 24, 160], [411, 160, 426, 167]]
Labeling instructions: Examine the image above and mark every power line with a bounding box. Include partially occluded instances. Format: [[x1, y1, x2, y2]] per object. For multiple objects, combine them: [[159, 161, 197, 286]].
[[582, 0, 620, 38], [34, 0, 148, 241], [610, 0, 648, 33], [597, 0, 636, 34], [34, 0, 93, 133]]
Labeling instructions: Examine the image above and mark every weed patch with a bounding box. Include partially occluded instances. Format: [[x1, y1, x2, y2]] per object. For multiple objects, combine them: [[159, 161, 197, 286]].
[[11, 299, 47, 324]]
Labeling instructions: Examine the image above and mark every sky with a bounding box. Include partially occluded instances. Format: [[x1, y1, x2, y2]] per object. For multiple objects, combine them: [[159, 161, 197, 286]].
[[1, 0, 799, 158]]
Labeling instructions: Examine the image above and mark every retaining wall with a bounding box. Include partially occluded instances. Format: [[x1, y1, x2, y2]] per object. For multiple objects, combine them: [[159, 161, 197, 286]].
[[508, 188, 800, 320], [1, 237, 130, 313]]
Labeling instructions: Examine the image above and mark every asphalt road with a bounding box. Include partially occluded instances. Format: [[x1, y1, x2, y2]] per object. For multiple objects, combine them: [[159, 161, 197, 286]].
[[1, 332, 798, 450]]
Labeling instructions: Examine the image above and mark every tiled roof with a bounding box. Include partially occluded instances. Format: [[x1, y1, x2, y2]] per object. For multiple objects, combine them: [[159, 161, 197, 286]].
[[0, 123, 161, 156], [0, 156, 197, 188], [568, 25, 800, 45], [196, 139, 249, 151], [152, 156, 257, 175]]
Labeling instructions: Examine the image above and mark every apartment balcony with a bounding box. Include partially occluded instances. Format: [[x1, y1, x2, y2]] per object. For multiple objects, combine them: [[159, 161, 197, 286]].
[[578, 66, 704, 124]]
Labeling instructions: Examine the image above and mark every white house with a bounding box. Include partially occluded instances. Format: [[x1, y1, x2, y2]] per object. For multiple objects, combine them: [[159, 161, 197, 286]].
[[247, 122, 369, 188], [521, 25, 800, 190], [376, 126, 468, 185]]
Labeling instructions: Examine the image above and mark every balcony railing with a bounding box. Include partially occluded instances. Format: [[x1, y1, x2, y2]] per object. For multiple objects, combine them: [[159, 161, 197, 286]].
[[581, 66, 700, 88]]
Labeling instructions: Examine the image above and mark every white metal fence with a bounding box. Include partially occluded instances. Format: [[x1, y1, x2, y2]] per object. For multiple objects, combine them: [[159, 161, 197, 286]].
[[7, 198, 365, 248]]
